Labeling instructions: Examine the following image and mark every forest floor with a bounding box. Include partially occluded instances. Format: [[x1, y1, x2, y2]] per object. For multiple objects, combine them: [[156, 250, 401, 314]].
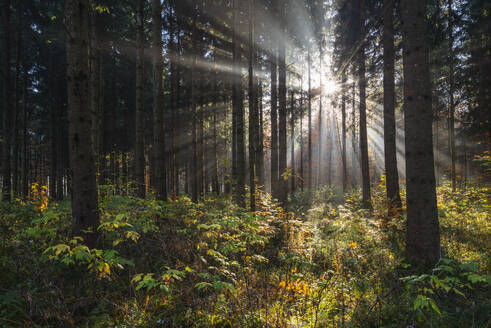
[[0, 179, 490, 327]]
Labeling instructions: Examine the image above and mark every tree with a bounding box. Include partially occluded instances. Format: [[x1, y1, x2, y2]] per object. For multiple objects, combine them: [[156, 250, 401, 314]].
[[270, 0, 279, 199], [383, 0, 401, 211], [135, 0, 145, 198], [65, 0, 100, 247], [357, 0, 371, 207], [152, 0, 166, 200], [248, 0, 257, 211], [2, 0, 11, 201], [401, 0, 441, 263], [277, 0, 287, 207], [232, 0, 245, 207]]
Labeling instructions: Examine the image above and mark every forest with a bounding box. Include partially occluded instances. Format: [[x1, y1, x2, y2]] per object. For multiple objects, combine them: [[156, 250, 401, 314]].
[[0, 0, 490, 326]]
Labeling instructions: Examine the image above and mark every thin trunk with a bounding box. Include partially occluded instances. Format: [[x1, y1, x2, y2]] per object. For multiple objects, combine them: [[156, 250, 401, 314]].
[[448, 0, 456, 192], [135, 0, 145, 198], [290, 89, 295, 193], [152, 0, 166, 200], [270, 8, 279, 198], [300, 81, 304, 191], [248, 0, 256, 211], [233, 0, 245, 207], [258, 82, 264, 187], [341, 72, 347, 193], [358, 0, 371, 207], [383, 0, 401, 211], [308, 47, 312, 190], [2, 0, 11, 201], [277, 0, 287, 207]]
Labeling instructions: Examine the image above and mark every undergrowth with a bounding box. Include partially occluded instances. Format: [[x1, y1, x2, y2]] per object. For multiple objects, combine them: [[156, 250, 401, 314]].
[[0, 178, 489, 327]]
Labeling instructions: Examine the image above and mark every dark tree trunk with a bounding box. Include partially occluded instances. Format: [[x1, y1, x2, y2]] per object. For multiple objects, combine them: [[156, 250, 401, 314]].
[[257, 82, 264, 187], [2, 0, 11, 201], [300, 81, 304, 191], [152, 0, 166, 200], [270, 3, 279, 199], [447, 0, 456, 192], [135, 0, 145, 198], [308, 48, 312, 190], [383, 0, 401, 212], [401, 0, 440, 263], [248, 0, 256, 211], [290, 89, 295, 193], [358, 0, 371, 207], [233, 0, 245, 207], [341, 72, 347, 193], [277, 0, 287, 207], [65, 0, 100, 247]]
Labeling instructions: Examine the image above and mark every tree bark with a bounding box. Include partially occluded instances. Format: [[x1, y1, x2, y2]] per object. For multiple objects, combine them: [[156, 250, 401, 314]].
[[383, 0, 401, 211], [152, 0, 166, 200], [358, 0, 371, 207], [2, 0, 11, 201], [341, 72, 347, 193], [65, 0, 100, 247], [135, 0, 145, 198], [277, 0, 287, 207], [270, 0, 279, 199], [233, 0, 245, 207], [248, 0, 256, 211], [401, 0, 440, 263]]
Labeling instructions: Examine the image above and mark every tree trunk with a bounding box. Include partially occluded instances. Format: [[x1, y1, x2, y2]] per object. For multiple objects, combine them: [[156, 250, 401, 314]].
[[65, 0, 100, 247], [290, 89, 295, 193], [358, 0, 371, 207], [401, 0, 440, 263], [341, 72, 347, 193], [135, 0, 145, 198], [233, 0, 245, 207], [152, 0, 166, 200], [270, 1, 279, 199], [383, 0, 401, 212], [2, 0, 11, 201], [257, 82, 264, 187], [308, 47, 312, 190], [447, 0, 456, 192], [277, 0, 287, 207], [248, 0, 256, 211]]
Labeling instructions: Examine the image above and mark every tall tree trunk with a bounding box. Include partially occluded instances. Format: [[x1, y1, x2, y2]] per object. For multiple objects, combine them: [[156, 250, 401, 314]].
[[270, 1, 279, 199], [135, 0, 145, 198], [351, 72, 357, 188], [2, 0, 11, 201], [65, 0, 100, 247], [21, 67, 29, 198], [341, 72, 347, 193], [300, 80, 304, 191], [290, 89, 295, 193], [358, 0, 371, 207], [447, 0, 456, 192], [152, 0, 166, 200], [257, 82, 264, 187], [190, 14, 198, 202], [317, 55, 323, 187], [308, 47, 312, 190], [12, 28, 22, 198], [277, 0, 287, 207], [89, 8, 100, 186], [248, 0, 256, 211], [401, 0, 440, 263], [233, 0, 245, 207], [383, 0, 401, 211]]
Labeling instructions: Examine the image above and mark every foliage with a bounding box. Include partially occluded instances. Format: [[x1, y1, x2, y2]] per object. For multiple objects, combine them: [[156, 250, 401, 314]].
[[0, 183, 489, 327]]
